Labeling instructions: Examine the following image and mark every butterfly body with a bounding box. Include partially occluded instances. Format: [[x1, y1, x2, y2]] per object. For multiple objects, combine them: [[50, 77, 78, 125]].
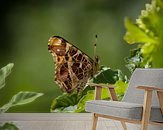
[[48, 36, 95, 93]]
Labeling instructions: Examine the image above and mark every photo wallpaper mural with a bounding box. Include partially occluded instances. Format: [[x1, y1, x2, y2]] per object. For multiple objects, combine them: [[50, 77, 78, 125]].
[[2, 0, 163, 113]]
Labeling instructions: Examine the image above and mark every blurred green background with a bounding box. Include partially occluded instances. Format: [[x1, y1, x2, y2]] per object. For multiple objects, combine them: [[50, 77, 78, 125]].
[[0, 0, 149, 112]]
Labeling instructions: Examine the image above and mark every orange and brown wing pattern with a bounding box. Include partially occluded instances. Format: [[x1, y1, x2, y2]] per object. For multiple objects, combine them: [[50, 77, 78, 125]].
[[48, 36, 94, 93]]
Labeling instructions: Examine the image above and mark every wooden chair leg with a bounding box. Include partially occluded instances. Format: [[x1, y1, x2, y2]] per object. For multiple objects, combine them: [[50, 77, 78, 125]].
[[157, 91, 163, 114], [141, 90, 152, 130], [92, 86, 101, 130], [121, 121, 127, 130], [92, 113, 98, 130]]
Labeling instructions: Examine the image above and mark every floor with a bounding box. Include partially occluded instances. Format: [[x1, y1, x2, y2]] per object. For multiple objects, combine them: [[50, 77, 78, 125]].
[[0, 113, 140, 130]]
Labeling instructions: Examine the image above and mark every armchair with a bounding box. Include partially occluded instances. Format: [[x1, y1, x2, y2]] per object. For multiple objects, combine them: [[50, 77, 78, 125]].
[[85, 68, 163, 130]]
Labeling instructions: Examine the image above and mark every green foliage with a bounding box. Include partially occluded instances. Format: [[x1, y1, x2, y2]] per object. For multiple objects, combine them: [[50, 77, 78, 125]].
[[124, 18, 155, 44], [50, 86, 94, 113], [0, 123, 19, 130], [125, 48, 151, 73], [0, 63, 14, 90], [114, 80, 128, 101], [74, 90, 94, 113], [50, 66, 128, 113], [0, 91, 43, 114], [124, 0, 163, 70], [93, 66, 128, 84], [50, 92, 78, 112], [0, 64, 44, 130]]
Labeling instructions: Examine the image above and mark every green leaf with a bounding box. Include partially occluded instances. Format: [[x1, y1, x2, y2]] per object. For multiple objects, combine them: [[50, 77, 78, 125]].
[[93, 66, 127, 84], [124, 18, 155, 44], [0, 91, 43, 113], [53, 105, 77, 113], [93, 67, 118, 84], [50, 85, 94, 113], [50, 92, 78, 112], [10, 91, 44, 106], [0, 123, 19, 130], [0, 63, 14, 90], [75, 90, 94, 113]]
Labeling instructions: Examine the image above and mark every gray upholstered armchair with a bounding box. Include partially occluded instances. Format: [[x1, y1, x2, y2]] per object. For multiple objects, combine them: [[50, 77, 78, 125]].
[[85, 68, 163, 130]]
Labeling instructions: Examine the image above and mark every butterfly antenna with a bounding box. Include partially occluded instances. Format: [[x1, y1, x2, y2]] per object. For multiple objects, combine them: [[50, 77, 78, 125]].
[[94, 35, 97, 60], [93, 35, 98, 75]]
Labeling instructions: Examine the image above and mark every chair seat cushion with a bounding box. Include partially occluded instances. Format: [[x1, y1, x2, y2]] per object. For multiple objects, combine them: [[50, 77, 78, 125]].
[[85, 100, 163, 122]]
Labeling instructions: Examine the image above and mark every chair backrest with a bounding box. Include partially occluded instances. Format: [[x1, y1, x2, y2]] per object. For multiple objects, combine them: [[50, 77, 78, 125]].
[[122, 68, 163, 107]]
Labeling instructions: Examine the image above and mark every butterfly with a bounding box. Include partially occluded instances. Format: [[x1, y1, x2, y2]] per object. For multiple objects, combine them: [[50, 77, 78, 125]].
[[48, 36, 99, 93]]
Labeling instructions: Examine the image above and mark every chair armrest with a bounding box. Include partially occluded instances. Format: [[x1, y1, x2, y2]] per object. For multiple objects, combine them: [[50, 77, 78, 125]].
[[137, 86, 163, 92], [87, 83, 115, 89], [87, 83, 118, 101]]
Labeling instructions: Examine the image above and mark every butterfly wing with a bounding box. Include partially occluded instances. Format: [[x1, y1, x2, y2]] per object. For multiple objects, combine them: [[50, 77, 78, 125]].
[[48, 36, 94, 93]]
